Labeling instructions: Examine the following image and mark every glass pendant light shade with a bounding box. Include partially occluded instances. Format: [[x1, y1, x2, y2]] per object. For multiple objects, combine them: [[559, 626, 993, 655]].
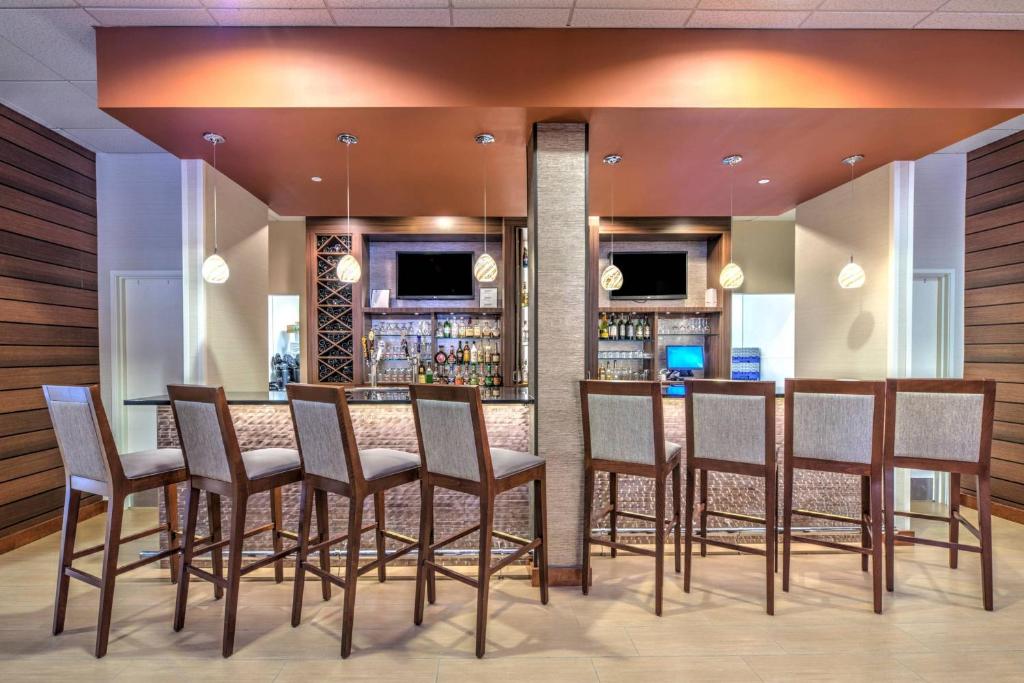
[[474, 252, 498, 282], [336, 253, 362, 283], [838, 258, 866, 289], [601, 263, 623, 291], [202, 253, 229, 284], [719, 262, 744, 290]]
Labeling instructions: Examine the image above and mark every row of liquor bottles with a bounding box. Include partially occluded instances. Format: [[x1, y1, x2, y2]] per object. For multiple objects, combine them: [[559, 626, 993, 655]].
[[598, 313, 653, 341], [433, 341, 501, 366], [438, 317, 500, 339], [417, 361, 503, 387]]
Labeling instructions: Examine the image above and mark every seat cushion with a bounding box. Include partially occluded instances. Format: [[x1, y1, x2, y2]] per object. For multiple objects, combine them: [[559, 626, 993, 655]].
[[665, 441, 682, 459], [119, 448, 186, 480], [491, 448, 543, 480], [360, 448, 420, 481], [242, 448, 301, 480]]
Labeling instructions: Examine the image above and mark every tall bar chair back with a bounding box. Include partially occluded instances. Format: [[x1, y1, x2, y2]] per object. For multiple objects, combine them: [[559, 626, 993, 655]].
[[883, 378, 997, 610], [410, 384, 549, 658], [579, 380, 681, 615], [167, 384, 302, 657], [683, 379, 777, 614], [43, 384, 185, 658], [286, 383, 422, 658]]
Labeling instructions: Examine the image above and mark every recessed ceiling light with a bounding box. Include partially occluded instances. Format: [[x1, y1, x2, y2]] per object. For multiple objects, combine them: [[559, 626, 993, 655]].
[[721, 154, 743, 166], [757, 178, 770, 185], [311, 176, 322, 183]]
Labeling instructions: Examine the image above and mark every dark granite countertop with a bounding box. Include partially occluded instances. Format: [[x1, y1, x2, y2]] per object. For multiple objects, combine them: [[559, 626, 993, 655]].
[[125, 386, 534, 406]]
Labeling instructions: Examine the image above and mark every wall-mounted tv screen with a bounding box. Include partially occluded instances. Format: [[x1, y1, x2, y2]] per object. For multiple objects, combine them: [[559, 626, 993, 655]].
[[608, 251, 687, 300], [396, 252, 474, 299]]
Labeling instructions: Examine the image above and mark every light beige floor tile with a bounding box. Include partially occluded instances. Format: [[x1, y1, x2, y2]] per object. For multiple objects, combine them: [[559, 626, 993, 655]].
[[438, 656, 598, 682], [276, 655, 438, 681], [744, 653, 923, 681], [896, 651, 1024, 682], [591, 655, 760, 682]]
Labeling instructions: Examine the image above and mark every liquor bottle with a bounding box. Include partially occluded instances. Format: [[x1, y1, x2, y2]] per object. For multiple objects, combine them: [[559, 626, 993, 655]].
[[599, 312, 608, 340], [468, 365, 477, 386], [644, 317, 651, 340], [473, 320, 481, 337], [425, 363, 434, 384], [520, 283, 528, 307], [492, 346, 500, 364], [484, 365, 493, 387], [470, 341, 479, 363], [443, 319, 451, 338], [417, 362, 426, 384], [456, 340, 464, 363], [463, 342, 471, 364], [434, 347, 446, 365], [626, 317, 634, 340], [493, 367, 502, 387], [446, 345, 455, 365], [608, 315, 618, 340], [618, 315, 626, 339], [454, 366, 464, 385]]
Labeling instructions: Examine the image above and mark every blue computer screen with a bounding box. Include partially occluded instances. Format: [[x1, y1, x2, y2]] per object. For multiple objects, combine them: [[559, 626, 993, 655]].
[[666, 345, 704, 371]]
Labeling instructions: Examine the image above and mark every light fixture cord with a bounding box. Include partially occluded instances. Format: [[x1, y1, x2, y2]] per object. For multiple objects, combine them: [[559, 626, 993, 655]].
[[483, 142, 488, 255], [346, 140, 351, 244], [728, 159, 735, 260], [212, 138, 219, 254], [849, 158, 856, 262], [609, 163, 615, 265]]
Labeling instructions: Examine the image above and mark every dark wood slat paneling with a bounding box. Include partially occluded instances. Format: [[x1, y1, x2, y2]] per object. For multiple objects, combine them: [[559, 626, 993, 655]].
[[0, 467, 64, 506], [964, 263, 1024, 290], [0, 206, 96, 254], [0, 388, 46, 414], [965, 304, 1024, 326], [0, 105, 93, 161], [0, 114, 94, 179], [965, 282, 1024, 308], [966, 179, 1024, 217], [991, 458, 1024, 488], [0, 496, 102, 549], [966, 241, 1024, 272], [0, 186, 95, 235], [964, 344, 1024, 363], [0, 253, 96, 290], [0, 409, 51, 437], [0, 429, 55, 459], [967, 139, 1024, 180], [0, 229, 96, 272], [0, 345, 99, 367], [0, 161, 95, 216], [996, 382, 1024, 404], [995, 401, 1024, 425], [969, 129, 1024, 162], [0, 365, 99, 391], [0, 138, 94, 199], [0, 449, 61, 484], [0, 322, 98, 346], [965, 221, 1024, 251], [994, 421, 1024, 445], [964, 324, 1024, 344], [0, 275, 97, 309], [0, 487, 67, 532], [967, 159, 1024, 200], [993, 438, 1024, 463], [0, 299, 98, 328], [965, 362, 1024, 383]]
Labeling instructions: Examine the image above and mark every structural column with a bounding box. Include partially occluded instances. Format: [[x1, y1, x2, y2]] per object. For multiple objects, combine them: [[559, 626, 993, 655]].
[[528, 122, 590, 583]]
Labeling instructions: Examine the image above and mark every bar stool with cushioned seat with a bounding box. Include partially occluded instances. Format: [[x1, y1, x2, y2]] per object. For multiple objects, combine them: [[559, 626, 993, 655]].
[[409, 384, 549, 658], [683, 379, 777, 614], [883, 378, 997, 610], [286, 383, 423, 658], [580, 380, 682, 616], [43, 384, 186, 658], [782, 379, 886, 613], [167, 384, 302, 657]]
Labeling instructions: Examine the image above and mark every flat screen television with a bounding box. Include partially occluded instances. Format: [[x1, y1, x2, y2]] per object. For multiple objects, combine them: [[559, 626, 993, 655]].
[[608, 251, 687, 300], [396, 252, 474, 299]]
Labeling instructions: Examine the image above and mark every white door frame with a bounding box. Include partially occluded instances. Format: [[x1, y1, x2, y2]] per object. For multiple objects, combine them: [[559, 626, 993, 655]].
[[109, 270, 182, 452]]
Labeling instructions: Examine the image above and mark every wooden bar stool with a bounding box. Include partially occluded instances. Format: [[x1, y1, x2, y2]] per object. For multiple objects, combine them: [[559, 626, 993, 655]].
[[683, 379, 777, 614], [43, 385, 186, 658], [167, 384, 302, 657], [883, 378, 997, 610], [781, 379, 885, 613], [409, 384, 549, 658], [579, 380, 681, 616], [286, 384, 423, 658]]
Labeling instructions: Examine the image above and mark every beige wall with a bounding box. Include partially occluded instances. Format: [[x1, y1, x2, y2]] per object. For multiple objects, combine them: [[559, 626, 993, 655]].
[[794, 164, 894, 380], [732, 218, 795, 294], [268, 218, 307, 381]]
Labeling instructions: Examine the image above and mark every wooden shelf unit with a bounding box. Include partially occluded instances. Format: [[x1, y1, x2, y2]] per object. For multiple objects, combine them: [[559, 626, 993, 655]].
[[597, 308, 724, 380]]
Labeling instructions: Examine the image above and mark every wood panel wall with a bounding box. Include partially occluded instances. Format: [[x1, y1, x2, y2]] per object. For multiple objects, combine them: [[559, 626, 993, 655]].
[[0, 104, 103, 553], [965, 129, 1024, 516]]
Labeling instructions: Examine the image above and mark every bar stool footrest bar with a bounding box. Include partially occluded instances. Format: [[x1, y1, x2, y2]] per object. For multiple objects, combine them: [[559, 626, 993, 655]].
[[492, 530, 531, 546], [72, 524, 167, 559], [357, 541, 418, 577], [690, 534, 767, 556], [187, 565, 229, 589], [430, 524, 480, 552], [790, 535, 870, 554], [489, 538, 541, 575], [302, 562, 345, 588], [117, 546, 180, 575], [952, 511, 982, 540], [705, 509, 767, 525], [791, 508, 863, 526], [239, 544, 299, 576], [589, 536, 657, 557], [64, 566, 102, 587], [423, 560, 479, 588]]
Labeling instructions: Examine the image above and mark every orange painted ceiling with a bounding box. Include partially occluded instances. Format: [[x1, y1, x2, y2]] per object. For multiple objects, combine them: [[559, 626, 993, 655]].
[[97, 28, 1024, 218]]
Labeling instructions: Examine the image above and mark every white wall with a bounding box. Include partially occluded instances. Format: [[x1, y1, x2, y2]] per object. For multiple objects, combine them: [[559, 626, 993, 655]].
[[732, 218, 795, 294]]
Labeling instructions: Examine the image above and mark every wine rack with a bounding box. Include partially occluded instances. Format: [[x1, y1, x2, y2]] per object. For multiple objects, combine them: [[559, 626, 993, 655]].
[[314, 234, 355, 383]]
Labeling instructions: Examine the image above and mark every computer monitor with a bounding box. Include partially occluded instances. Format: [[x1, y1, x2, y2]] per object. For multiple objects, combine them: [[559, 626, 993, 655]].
[[666, 345, 705, 372]]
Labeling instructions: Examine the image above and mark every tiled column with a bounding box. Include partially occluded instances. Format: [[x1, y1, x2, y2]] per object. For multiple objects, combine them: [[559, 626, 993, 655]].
[[528, 122, 589, 583]]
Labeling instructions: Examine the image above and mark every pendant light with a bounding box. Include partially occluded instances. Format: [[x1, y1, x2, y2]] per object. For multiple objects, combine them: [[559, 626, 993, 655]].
[[336, 133, 362, 283], [838, 154, 866, 289], [201, 132, 229, 284], [600, 154, 623, 291], [473, 133, 498, 282], [719, 154, 744, 290]]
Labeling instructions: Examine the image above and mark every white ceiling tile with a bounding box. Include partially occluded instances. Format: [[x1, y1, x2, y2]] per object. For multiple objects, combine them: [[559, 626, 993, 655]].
[[803, 11, 928, 27], [330, 8, 450, 25], [70, 80, 98, 100], [0, 80, 121, 128], [0, 9, 98, 80], [453, 1, 571, 6], [936, 128, 1022, 154], [453, 8, 570, 26], [941, 1, 1024, 10], [0, 1, 76, 7], [209, 8, 333, 24], [577, 1, 697, 7], [86, 8, 217, 24], [326, 0, 447, 7], [697, 0, 819, 9], [917, 12, 1024, 29], [818, 0, 942, 9], [203, 0, 326, 8], [87, 0, 204, 7], [572, 8, 693, 27], [687, 9, 809, 26], [0, 37, 62, 80], [61, 127, 167, 153]]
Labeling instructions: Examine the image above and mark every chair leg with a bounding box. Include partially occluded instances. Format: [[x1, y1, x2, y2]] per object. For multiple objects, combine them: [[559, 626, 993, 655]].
[[374, 490, 387, 583], [884, 463, 896, 593], [978, 471, 994, 611], [222, 493, 247, 658], [414, 482, 433, 626], [683, 461, 695, 593], [861, 475, 870, 572], [165, 483, 180, 584], [427, 509, 437, 606], [174, 486, 200, 632], [270, 486, 285, 584], [534, 476, 549, 605], [52, 486, 81, 636], [95, 493, 124, 658], [582, 464, 594, 595], [870, 472, 884, 614], [314, 488, 331, 601], [782, 460, 794, 593], [764, 468, 776, 617], [672, 462, 682, 574], [654, 473, 666, 617], [475, 493, 494, 658], [291, 482, 314, 627], [340, 495, 363, 659], [699, 469, 709, 558], [206, 491, 224, 600], [608, 471, 618, 559], [949, 473, 961, 570]]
